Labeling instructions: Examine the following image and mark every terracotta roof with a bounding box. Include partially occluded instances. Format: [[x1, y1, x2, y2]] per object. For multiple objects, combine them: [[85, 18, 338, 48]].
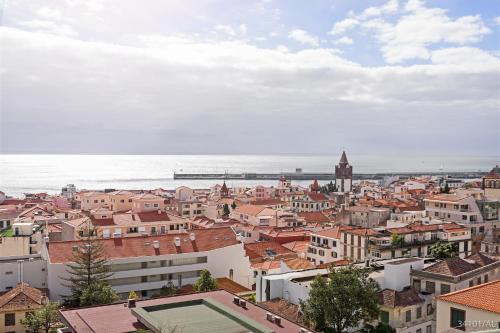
[[130, 193, 163, 201], [0, 283, 43, 311], [260, 298, 304, 325], [425, 194, 470, 203], [297, 211, 331, 223], [250, 199, 283, 206], [314, 226, 354, 239], [215, 277, 251, 294], [282, 240, 309, 254], [251, 260, 282, 270], [244, 241, 296, 261], [342, 228, 379, 236], [423, 253, 497, 277], [378, 288, 424, 308], [306, 192, 329, 201], [387, 227, 414, 235], [437, 280, 500, 314], [233, 205, 268, 216], [283, 258, 315, 270], [47, 227, 240, 263]]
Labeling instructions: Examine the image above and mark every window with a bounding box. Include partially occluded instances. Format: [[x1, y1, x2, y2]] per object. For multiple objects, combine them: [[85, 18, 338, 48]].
[[4, 313, 15, 326], [153, 203, 159, 208], [405, 310, 411, 322], [484, 274, 489, 283], [450, 308, 465, 330], [469, 280, 474, 287], [413, 279, 421, 292], [441, 284, 451, 295], [416, 306, 422, 319], [427, 304, 433, 315], [426, 325, 432, 333], [425, 281, 435, 293], [416, 329, 422, 333], [380, 311, 389, 324], [477, 277, 481, 285]]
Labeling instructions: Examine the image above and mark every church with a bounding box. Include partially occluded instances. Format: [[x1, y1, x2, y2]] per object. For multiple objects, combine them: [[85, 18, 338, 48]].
[[335, 150, 353, 193]]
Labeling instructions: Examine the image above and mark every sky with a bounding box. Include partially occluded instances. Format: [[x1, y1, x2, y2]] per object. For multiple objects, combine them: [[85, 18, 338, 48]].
[[0, 0, 499, 155]]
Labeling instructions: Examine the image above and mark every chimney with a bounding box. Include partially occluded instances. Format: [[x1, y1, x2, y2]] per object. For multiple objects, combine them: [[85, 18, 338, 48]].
[[153, 240, 160, 249], [174, 237, 181, 247], [189, 233, 196, 241]]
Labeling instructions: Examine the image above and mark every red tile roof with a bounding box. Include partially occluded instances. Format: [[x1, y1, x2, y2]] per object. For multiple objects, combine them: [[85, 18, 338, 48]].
[[423, 253, 497, 277], [244, 241, 296, 261], [47, 227, 240, 263], [438, 280, 500, 314], [0, 283, 43, 311], [297, 211, 331, 223], [378, 288, 424, 308]]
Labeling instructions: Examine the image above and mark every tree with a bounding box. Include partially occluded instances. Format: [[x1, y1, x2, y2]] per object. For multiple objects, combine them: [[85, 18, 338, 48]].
[[442, 183, 450, 194], [390, 234, 404, 247], [21, 301, 60, 333], [231, 201, 237, 210], [160, 281, 178, 296], [300, 265, 380, 333], [222, 203, 230, 216], [61, 227, 116, 307], [328, 181, 336, 193], [129, 290, 138, 300], [193, 269, 218, 292], [429, 241, 458, 260], [79, 281, 118, 306]]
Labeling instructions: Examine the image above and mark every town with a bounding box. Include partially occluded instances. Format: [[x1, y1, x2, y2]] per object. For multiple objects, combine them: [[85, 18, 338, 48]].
[[0, 152, 499, 333]]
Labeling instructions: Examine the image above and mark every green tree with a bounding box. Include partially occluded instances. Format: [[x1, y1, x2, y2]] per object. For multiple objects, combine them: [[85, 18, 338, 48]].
[[160, 281, 178, 296], [193, 269, 218, 292], [390, 234, 404, 247], [429, 241, 458, 260], [222, 203, 230, 216], [79, 281, 118, 306], [21, 301, 60, 333], [300, 265, 380, 333], [61, 227, 116, 307], [442, 183, 450, 194], [231, 201, 237, 210]]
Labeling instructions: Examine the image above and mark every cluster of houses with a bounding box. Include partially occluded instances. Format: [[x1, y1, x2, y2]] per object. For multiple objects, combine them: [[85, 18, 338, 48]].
[[0, 155, 499, 333]]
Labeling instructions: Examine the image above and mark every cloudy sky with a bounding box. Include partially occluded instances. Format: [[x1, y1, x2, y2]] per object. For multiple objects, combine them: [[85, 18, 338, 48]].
[[0, 0, 499, 155]]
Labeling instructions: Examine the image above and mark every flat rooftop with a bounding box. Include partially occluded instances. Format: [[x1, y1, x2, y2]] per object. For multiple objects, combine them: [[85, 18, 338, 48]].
[[60, 290, 310, 333]]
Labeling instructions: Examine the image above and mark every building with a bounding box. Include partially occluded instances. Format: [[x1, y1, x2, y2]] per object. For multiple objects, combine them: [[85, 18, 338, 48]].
[[307, 226, 354, 265], [482, 166, 500, 199], [436, 280, 500, 333], [335, 151, 353, 193], [59, 289, 310, 333], [131, 193, 165, 213], [108, 190, 135, 212], [79, 191, 110, 211], [378, 287, 434, 333], [0, 283, 44, 333], [230, 205, 277, 226], [410, 253, 500, 296], [347, 205, 391, 227], [0, 255, 48, 293], [43, 227, 253, 300]]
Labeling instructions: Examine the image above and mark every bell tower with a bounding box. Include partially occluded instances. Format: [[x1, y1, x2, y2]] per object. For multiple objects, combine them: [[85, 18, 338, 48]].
[[335, 150, 352, 193]]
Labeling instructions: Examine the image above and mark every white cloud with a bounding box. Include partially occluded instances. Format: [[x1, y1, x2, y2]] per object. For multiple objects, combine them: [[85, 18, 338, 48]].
[[494, 16, 500, 25], [0, 27, 498, 154], [36, 7, 62, 21], [214, 24, 247, 37], [334, 36, 353, 45], [288, 29, 319, 47], [17, 20, 78, 37], [359, 0, 398, 19], [330, 18, 358, 35], [361, 1, 491, 63]]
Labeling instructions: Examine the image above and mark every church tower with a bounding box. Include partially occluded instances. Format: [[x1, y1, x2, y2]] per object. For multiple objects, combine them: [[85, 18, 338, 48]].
[[335, 151, 352, 193]]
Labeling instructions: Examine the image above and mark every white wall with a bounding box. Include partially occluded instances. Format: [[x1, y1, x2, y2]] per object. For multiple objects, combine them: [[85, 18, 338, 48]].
[[0, 255, 47, 292]]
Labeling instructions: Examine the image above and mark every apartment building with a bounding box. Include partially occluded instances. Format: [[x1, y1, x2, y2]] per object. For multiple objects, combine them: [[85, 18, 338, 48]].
[[43, 227, 252, 300], [307, 226, 354, 265], [230, 205, 277, 226], [410, 253, 500, 296], [347, 205, 391, 227], [131, 193, 165, 213], [436, 280, 500, 333], [0, 255, 48, 292], [482, 166, 500, 199], [339, 223, 472, 263], [291, 192, 331, 212], [177, 200, 204, 219], [108, 190, 135, 212], [79, 191, 110, 211], [61, 212, 189, 240]]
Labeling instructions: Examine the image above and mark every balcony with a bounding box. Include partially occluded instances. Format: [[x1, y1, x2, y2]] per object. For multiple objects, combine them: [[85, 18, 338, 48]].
[[369, 238, 436, 249]]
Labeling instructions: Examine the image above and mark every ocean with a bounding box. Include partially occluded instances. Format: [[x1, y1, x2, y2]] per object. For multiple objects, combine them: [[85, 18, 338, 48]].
[[0, 154, 497, 197]]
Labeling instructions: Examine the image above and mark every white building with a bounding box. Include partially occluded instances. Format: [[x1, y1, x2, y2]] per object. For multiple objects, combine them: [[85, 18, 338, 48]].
[[0, 255, 47, 292], [42, 227, 253, 300]]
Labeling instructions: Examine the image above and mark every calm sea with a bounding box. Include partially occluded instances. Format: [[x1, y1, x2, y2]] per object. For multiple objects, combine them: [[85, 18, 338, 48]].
[[0, 154, 497, 197]]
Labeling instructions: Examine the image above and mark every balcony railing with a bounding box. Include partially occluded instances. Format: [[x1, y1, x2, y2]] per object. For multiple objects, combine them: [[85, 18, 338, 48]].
[[369, 238, 436, 249]]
